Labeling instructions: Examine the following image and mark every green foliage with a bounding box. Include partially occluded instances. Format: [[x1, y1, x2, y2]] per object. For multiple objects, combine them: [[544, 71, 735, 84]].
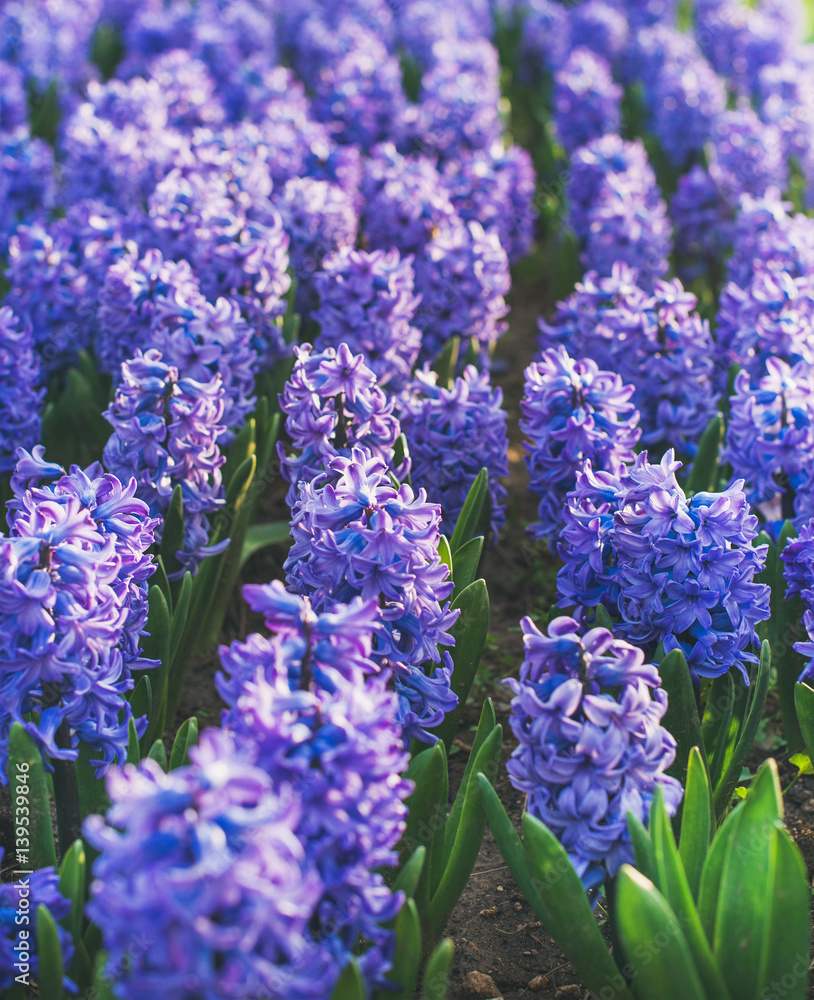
[[481, 754, 810, 1000]]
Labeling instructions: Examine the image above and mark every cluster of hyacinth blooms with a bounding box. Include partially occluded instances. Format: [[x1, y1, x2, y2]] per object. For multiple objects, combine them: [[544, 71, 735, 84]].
[[102, 350, 229, 577], [0, 446, 157, 780], [285, 447, 459, 745], [0, 306, 44, 473], [85, 583, 411, 1000], [557, 451, 771, 682], [521, 345, 641, 541], [538, 263, 718, 457], [506, 616, 683, 897], [396, 364, 509, 540], [0, 847, 74, 993]]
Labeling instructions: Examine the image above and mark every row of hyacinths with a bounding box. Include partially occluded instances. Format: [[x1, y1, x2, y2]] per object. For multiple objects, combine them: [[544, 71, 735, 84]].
[[0, 0, 522, 996], [0, 0, 813, 996]]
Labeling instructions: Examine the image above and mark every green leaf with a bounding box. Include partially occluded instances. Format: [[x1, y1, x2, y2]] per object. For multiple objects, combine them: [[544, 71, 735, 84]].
[[401, 743, 447, 914], [152, 556, 172, 610], [701, 673, 734, 788], [58, 840, 86, 949], [74, 743, 110, 822], [594, 604, 615, 630], [614, 867, 708, 1000], [520, 811, 637, 1000], [794, 681, 814, 757], [697, 799, 746, 943], [686, 414, 724, 494], [223, 416, 256, 486], [125, 716, 141, 766], [428, 725, 502, 942], [679, 747, 712, 901], [136, 586, 170, 748], [147, 739, 168, 771], [658, 648, 705, 786], [444, 699, 497, 861], [421, 938, 454, 1000], [160, 485, 186, 579], [650, 791, 731, 1000], [429, 579, 490, 753], [8, 723, 56, 869], [763, 826, 810, 1000], [169, 572, 193, 668], [712, 761, 783, 1000], [479, 778, 634, 1000], [451, 536, 483, 598], [449, 469, 490, 554], [383, 900, 422, 1000], [330, 961, 366, 1000], [712, 641, 772, 819], [169, 717, 198, 771], [128, 676, 152, 755], [626, 812, 657, 884], [437, 535, 452, 572], [392, 846, 426, 899], [36, 905, 65, 1000], [239, 520, 291, 570], [433, 337, 460, 390], [790, 752, 814, 776], [91, 952, 115, 1000]]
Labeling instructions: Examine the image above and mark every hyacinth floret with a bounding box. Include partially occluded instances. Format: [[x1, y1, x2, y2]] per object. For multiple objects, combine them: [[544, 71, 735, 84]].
[[521, 347, 641, 541], [398, 364, 509, 539], [279, 343, 407, 507], [553, 48, 622, 156], [557, 451, 770, 681], [724, 359, 814, 516], [285, 449, 458, 743], [0, 848, 74, 992], [413, 218, 510, 362], [538, 265, 717, 455], [216, 582, 411, 988], [103, 349, 228, 577], [506, 616, 683, 894], [312, 247, 422, 390], [85, 729, 347, 1000], [0, 306, 44, 473], [0, 448, 157, 780]]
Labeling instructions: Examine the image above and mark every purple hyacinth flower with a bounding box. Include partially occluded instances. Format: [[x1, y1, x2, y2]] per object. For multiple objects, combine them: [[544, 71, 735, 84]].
[[1, 448, 157, 779], [285, 448, 459, 744], [0, 306, 44, 473], [521, 346, 641, 541], [506, 616, 683, 895], [397, 364, 509, 539], [553, 48, 622, 156], [557, 450, 770, 681]]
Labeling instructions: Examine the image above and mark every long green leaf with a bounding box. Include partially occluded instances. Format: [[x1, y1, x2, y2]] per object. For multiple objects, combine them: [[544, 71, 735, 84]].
[[128, 676, 152, 756], [8, 723, 56, 869], [437, 535, 452, 573], [650, 792, 731, 1000], [701, 672, 735, 789], [519, 812, 635, 1000], [168, 572, 193, 669], [421, 938, 454, 1000], [36, 905, 65, 1000], [75, 742, 109, 822], [713, 641, 772, 818], [429, 579, 490, 753], [392, 846, 426, 899], [239, 520, 291, 570], [58, 840, 86, 949], [451, 536, 483, 598], [444, 699, 497, 861], [679, 747, 712, 901], [382, 900, 422, 1000], [329, 961, 366, 1000], [449, 469, 490, 554], [686, 414, 724, 494], [137, 585, 170, 748], [794, 681, 814, 757], [614, 867, 708, 1000], [626, 812, 657, 884], [763, 826, 810, 1000], [168, 717, 198, 771], [159, 485, 185, 579], [401, 743, 447, 914], [428, 726, 502, 942], [147, 739, 168, 771], [659, 648, 704, 786], [91, 952, 115, 1000]]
